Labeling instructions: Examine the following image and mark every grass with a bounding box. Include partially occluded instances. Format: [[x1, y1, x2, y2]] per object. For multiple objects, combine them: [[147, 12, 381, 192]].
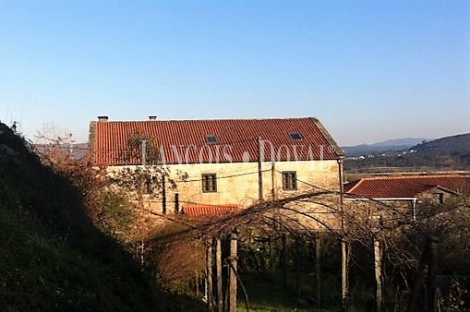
[[0, 202, 159, 312], [237, 272, 342, 312], [0, 123, 207, 312], [236, 271, 392, 312]]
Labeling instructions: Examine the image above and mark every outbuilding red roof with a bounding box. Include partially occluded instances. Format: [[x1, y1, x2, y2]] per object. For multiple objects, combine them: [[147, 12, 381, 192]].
[[344, 175, 470, 198], [182, 204, 239, 218], [89, 117, 342, 165]]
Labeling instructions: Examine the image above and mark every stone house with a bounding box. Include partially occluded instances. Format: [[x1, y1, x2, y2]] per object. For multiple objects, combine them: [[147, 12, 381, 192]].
[[88, 116, 344, 229], [344, 175, 470, 221]]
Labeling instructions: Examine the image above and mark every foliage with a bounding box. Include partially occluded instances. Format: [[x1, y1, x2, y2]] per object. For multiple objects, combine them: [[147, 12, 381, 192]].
[[0, 122, 207, 311], [95, 191, 135, 241], [237, 272, 324, 312], [345, 133, 470, 172], [146, 223, 205, 293], [109, 165, 178, 200], [122, 131, 162, 165], [440, 278, 470, 312], [29, 122, 470, 311], [392, 200, 470, 276], [35, 138, 137, 243], [414, 133, 470, 155]]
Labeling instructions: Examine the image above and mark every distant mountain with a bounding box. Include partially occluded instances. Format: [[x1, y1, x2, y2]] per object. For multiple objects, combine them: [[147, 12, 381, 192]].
[[411, 133, 470, 154], [372, 138, 429, 147], [342, 138, 428, 156], [344, 133, 470, 172]]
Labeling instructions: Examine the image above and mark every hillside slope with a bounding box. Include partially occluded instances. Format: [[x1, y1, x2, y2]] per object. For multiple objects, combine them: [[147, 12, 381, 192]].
[[345, 133, 470, 172], [0, 123, 205, 312], [412, 133, 470, 153], [342, 138, 427, 156]]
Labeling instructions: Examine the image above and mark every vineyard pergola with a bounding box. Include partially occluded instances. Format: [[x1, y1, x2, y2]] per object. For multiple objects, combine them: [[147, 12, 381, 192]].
[[142, 186, 451, 312]]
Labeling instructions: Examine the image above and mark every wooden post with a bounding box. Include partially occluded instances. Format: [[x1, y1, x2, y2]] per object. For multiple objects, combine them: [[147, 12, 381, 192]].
[[196, 271, 200, 298], [374, 236, 383, 312], [341, 239, 350, 312], [206, 239, 214, 310], [406, 240, 429, 312], [257, 137, 264, 202], [174, 193, 179, 214], [271, 161, 276, 200], [337, 157, 345, 229], [229, 232, 238, 312], [269, 236, 275, 271], [406, 236, 439, 312], [295, 236, 301, 296], [338, 157, 350, 312], [411, 199, 417, 221], [427, 236, 438, 312], [216, 238, 223, 312], [162, 173, 166, 214], [282, 233, 288, 289], [141, 140, 147, 166], [315, 234, 321, 307], [140, 140, 147, 267]]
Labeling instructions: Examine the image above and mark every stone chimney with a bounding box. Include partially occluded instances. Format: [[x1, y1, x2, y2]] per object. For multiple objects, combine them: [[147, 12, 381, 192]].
[[98, 116, 108, 122], [148, 116, 157, 120]]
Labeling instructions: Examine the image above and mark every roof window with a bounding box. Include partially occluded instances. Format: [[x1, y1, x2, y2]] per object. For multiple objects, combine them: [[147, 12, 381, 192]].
[[289, 132, 303, 140], [206, 135, 217, 144]]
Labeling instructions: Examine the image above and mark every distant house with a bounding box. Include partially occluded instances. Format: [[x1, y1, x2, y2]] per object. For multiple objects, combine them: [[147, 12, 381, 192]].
[[344, 175, 470, 220], [88, 116, 344, 225]]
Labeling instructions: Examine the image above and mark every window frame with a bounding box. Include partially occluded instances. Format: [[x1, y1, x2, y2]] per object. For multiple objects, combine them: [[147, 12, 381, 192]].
[[144, 175, 153, 194], [202, 173, 217, 193], [205, 134, 218, 144], [433, 192, 444, 204], [282, 171, 297, 191], [289, 132, 303, 141]]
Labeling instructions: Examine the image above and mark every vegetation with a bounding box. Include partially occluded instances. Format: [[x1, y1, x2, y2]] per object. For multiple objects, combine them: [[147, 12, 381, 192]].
[[342, 138, 426, 156], [231, 199, 470, 311], [0, 122, 206, 311], [344, 133, 470, 172], [5, 120, 469, 311], [146, 223, 206, 293], [166, 195, 470, 312]]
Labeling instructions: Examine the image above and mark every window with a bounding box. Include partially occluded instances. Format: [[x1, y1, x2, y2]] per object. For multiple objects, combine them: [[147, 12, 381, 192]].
[[144, 176, 153, 194], [433, 193, 444, 204], [206, 135, 217, 144], [289, 132, 303, 141], [202, 173, 217, 193], [282, 171, 297, 190]]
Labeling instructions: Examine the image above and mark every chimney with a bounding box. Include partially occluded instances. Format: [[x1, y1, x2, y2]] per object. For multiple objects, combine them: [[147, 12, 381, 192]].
[[98, 116, 108, 122], [149, 115, 157, 120]]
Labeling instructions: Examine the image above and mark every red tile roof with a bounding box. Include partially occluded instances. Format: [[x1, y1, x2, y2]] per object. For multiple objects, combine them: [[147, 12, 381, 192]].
[[89, 117, 342, 165], [344, 175, 470, 198], [182, 204, 239, 218]]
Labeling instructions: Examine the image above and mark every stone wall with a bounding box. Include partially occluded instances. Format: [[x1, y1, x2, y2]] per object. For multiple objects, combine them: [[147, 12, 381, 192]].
[[108, 159, 342, 231]]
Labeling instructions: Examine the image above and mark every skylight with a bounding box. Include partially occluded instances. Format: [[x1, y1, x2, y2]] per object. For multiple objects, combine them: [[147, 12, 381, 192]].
[[206, 135, 217, 144], [289, 132, 303, 140]]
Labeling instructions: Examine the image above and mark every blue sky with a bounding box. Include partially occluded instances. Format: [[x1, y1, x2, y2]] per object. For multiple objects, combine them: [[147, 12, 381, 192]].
[[1, 0, 469, 145]]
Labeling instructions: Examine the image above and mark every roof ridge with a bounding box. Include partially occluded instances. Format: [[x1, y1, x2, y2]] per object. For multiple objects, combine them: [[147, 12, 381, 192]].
[[346, 178, 365, 193], [183, 204, 239, 207], [359, 175, 467, 181], [96, 116, 317, 123]]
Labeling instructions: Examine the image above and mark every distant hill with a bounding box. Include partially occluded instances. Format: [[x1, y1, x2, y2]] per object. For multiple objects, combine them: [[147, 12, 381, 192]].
[[411, 133, 470, 154], [342, 138, 428, 156], [344, 133, 470, 172]]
